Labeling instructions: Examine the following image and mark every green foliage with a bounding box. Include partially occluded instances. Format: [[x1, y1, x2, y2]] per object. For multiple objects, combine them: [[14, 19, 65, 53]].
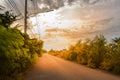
[[0, 26, 43, 78], [87, 35, 106, 68], [25, 38, 43, 56], [76, 40, 90, 65], [42, 49, 47, 53], [0, 11, 16, 28], [100, 42, 120, 74], [0, 26, 26, 75], [0, 11, 44, 79], [67, 46, 77, 61], [113, 37, 120, 43], [50, 35, 120, 74], [49, 49, 68, 59]]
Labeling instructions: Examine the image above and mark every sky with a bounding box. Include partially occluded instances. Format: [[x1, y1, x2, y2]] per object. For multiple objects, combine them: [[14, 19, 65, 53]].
[[0, 0, 120, 50]]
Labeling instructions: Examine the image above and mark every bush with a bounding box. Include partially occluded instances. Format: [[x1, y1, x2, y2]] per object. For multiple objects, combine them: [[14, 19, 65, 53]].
[[0, 26, 25, 75], [0, 11, 44, 79], [0, 26, 43, 78], [100, 42, 120, 74], [76, 40, 89, 65], [50, 35, 120, 74], [87, 35, 106, 68], [0, 11, 16, 28]]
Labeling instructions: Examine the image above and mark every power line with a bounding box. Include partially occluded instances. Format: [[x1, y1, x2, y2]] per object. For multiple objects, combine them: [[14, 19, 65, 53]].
[[5, 0, 14, 11], [36, 0, 41, 39], [10, 0, 23, 17], [6, 0, 23, 18], [7, 0, 18, 14], [31, 0, 41, 39]]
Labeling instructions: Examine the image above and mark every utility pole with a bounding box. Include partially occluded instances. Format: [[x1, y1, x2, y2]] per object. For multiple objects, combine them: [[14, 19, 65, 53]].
[[24, 0, 27, 33]]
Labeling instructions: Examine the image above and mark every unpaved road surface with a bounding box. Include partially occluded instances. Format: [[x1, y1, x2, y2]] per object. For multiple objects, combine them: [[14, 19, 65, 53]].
[[24, 54, 120, 80]]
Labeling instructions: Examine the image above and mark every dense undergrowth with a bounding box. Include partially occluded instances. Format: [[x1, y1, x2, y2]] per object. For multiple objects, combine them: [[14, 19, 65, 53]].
[[0, 12, 43, 80], [49, 35, 120, 74]]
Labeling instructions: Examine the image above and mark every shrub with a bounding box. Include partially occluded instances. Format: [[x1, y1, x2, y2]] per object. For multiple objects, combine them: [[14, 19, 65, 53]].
[[0, 11, 44, 79], [87, 35, 106, 68], [0, 26, 43, 78], [49, 35, 120, 74]]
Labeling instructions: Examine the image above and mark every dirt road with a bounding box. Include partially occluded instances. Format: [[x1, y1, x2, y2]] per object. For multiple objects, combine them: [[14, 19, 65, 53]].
[[24, 54, 120, 80]]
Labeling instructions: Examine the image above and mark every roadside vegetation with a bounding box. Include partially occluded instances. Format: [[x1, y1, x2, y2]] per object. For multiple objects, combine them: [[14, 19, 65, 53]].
[[49, 35, 120, 74], [0, 12, 43, 80]]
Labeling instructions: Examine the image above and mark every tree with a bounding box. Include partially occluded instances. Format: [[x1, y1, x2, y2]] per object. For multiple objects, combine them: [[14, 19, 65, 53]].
[[113, 37, 120, 43], [0, 11, 16, 28], [87, 35, 106, 68]]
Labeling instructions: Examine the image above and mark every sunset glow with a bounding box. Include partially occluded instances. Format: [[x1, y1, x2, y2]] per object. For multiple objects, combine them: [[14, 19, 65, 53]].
[[1, 0, 120, 79], [28, 0, 120, 50]]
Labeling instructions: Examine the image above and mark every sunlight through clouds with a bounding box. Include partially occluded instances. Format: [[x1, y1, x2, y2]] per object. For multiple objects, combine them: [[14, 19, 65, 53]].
[[29, 9, 83, 39], [1, 0, 119, 50], [28, 0, 120, 50]]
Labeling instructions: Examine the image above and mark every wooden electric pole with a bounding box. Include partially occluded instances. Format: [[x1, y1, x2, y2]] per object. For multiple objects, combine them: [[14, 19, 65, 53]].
[[24, 0, 27, 33]]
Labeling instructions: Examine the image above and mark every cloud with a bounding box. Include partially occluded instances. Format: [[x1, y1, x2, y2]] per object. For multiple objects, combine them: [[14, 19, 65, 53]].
[[1, 0, 120, 50], [43, 17, 117, 42], [30, 0, 120, 50], [1, 0, 120, 16]]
